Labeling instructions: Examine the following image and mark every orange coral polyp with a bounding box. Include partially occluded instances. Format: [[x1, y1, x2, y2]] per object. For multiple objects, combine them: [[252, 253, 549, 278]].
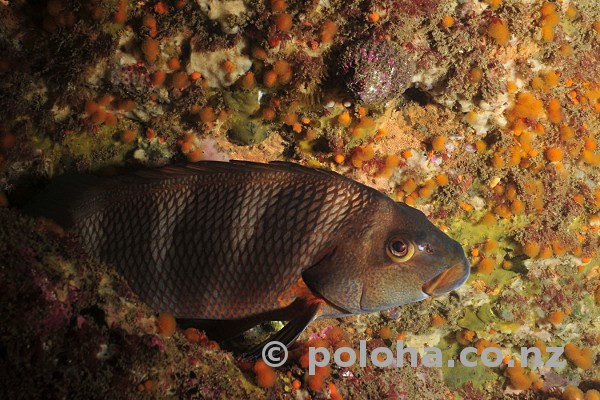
[[282, 113, 297, 126], [548, 310, 564, 325], [199, 107, 216, 123], [156, 312, 176, 337], [484, 239, 498, 252], [564, 343, 593, 370], [560, 125, 575, 141], [510, 92, 544, 121], [274, 13, 292, 31], [487, 19, 510, 46], [541, 2, 556, 16], [506, 365, 533, 390], [337, 112, 351, 126], [432, 135, 446, 152], [540, 2, 559, 42], [271, 0, 286, 12], [114, 1, 128, 24], [254, 360, 277, 388], [85, 100, 99, 115], [273, 60, 290, 75], [141, 38, 160, 63], [442, 16, 454, 28], [544, 71, 560, 87], [320, 20, 337, 43], [511, 199, 525, 215], [170, 72, 189, 89], [167, 57, 180, 70], [223, 60, 236, 73], [151, 70, 166, 86], [378, 326, 392, 339], [545, 147, 563, 162], [241, 72, 255, 89], [121, 129, 137, 143], [584, 138, 597, 150], [478, 257, 495, 273], [154, 1, 168, 15], [263, 70, 278, 88], [431, 314, 446, 326], [523, 242, 540, 258], [435, 174, 449, 186]]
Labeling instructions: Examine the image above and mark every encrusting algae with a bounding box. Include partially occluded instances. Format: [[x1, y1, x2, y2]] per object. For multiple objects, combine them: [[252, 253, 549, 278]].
[[1, 0, 600, 398]]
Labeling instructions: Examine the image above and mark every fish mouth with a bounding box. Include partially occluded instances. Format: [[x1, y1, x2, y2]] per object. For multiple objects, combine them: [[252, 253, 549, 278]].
[[422, 258, 470, 297]]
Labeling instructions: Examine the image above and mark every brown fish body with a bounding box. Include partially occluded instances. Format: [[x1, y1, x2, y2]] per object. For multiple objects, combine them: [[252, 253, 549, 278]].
[[24, 161, 470, 349]]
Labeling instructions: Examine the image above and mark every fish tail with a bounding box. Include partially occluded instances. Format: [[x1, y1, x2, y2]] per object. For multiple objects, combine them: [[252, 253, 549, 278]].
[[22, 173, 103, 228]]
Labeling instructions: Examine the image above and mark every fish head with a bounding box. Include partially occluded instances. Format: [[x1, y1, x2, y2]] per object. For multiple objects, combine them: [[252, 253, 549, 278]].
[[303, 199, 470, 315], [359, 201, 471, 313]]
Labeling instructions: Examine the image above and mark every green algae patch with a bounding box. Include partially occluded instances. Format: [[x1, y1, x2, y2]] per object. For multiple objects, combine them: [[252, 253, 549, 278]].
[[223, 89, 262, 115], [458, 308, 487, 332], [439, 338, 499, 390], [62, 132, 98, 157], [448, 212, 515, 253], [227, 115, 272, 145], [476, 303, 499, 325], [480, 268, 518, 288]]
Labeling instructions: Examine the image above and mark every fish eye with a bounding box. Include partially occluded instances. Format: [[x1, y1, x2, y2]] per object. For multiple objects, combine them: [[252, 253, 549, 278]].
[[386, 236, 415, 263]]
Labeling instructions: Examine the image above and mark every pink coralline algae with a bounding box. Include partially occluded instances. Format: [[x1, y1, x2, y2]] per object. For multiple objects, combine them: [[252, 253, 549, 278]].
[[110, 61, 152, 98], [143, 334, 165, 352], [338, 39, 415, 104], [32, 272, 74, 334]]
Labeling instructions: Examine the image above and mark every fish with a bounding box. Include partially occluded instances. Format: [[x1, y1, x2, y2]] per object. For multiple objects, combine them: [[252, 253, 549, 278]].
[[23, 161, 470, 355]]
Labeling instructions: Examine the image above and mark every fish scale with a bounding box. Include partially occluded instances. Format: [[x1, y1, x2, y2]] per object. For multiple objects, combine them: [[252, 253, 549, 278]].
[[23, 161, 470, 353]]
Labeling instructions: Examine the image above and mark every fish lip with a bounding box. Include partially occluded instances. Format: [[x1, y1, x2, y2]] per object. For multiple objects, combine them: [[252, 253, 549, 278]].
[[421, 258, 470, 297]]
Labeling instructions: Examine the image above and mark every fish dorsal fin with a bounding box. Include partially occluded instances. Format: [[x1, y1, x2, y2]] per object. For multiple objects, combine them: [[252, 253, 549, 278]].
[[23, 161, 361, 228], [124, 160, 351, 183]]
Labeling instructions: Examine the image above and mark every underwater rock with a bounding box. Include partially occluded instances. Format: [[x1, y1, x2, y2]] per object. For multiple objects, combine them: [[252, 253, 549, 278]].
[[187, 38, 252, 88], [338, 39, 415, 104], [197, 0, 250, 34]]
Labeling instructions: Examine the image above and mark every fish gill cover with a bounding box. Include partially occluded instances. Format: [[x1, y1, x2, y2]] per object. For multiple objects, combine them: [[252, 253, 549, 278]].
[[0, 0, 600, 399]]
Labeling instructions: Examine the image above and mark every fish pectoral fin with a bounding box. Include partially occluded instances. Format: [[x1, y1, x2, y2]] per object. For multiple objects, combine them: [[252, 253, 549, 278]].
[[241, 302, 322, 359], [302, 246, 362, 314]]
